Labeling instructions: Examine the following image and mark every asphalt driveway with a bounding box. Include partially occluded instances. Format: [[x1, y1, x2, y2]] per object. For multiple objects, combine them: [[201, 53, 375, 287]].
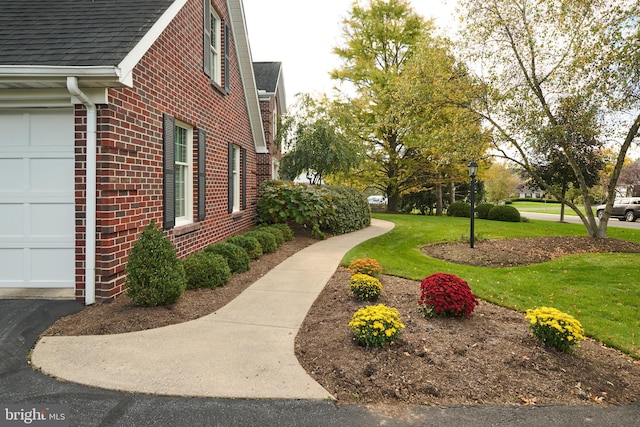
[[1, 300, 638, 427]]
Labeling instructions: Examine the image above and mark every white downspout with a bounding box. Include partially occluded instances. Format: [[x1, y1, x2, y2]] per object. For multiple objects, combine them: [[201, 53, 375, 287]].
[[67, 76, 96, 305]]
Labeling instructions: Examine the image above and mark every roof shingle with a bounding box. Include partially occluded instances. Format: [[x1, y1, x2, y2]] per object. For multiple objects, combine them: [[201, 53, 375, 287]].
[[0, 0, 176, 66]]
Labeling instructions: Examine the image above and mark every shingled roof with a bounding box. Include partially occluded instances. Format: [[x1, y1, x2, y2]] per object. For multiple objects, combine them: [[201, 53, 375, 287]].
[[253, 62, 282, 94], [0, 0, 175, 66]]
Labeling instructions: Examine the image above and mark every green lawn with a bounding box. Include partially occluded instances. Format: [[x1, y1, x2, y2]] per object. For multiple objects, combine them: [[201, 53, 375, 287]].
[[511, 201, 591, 216], [343, 214, 640, 358]]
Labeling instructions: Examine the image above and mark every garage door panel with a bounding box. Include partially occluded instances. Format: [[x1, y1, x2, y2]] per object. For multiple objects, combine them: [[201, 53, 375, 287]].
[[31, 249, 75, 282], [0, 159, 24, 191], [31, 158, 74, 192], [0, 108, 74, 290], [31, 204, 75, 237], [0, 249, 24, 282], [31, 112, 73, 146], [0, 204, 24, 236], [0, 113, 28, 146]]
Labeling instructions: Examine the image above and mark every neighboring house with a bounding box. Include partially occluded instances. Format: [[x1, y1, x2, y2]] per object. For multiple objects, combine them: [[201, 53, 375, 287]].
[[0, 0, 278, 304], [253, 62, 286, 183], [516, 185, 545, 199]]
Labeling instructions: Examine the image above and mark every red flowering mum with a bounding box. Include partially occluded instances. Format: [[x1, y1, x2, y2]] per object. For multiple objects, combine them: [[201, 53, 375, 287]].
[[418, 273, 479, 318]]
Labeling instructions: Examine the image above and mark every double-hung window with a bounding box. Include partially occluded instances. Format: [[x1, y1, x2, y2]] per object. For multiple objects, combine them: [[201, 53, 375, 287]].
[[174, 122, 193, 225], [209, 9, 222, 86], [164, 114, 202, 230], [203, 1, 230, 92], [228, 143, 246, 214]]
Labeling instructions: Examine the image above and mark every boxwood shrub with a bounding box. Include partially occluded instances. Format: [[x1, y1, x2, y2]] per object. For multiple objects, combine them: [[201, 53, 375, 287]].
[[183, 252, 231, 289], [488, 205, 521, 222], [447, 201, 471, 218], [125, 221, 186, 307], [269, 223, 294, 241], [255, 225, 285, 246], [476, 203, 495, 219], [244, 230, 278, 254], [204, 242, 250, 274], [227, 235, 263, 259]]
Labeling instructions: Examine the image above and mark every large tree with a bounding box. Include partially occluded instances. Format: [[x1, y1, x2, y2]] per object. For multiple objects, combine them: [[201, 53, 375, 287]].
[[457, 0, 640, 237], [331, 0, 427, 212], [278, 94, 360, 184]]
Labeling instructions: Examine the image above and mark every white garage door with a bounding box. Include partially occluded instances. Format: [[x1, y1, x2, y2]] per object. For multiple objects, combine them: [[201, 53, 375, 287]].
[[0, 109, 75, 289]]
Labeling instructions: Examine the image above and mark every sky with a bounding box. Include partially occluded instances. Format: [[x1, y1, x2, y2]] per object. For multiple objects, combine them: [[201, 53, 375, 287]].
[[242, 0, 459, 109]]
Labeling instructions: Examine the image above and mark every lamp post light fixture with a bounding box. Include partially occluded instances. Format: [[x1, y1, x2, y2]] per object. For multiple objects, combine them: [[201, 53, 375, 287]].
[[468, 160, 478, 249]]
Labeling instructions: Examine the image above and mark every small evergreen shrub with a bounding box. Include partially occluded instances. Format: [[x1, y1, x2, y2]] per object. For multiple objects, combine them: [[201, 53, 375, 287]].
[[349, 304, 405, 347], [125, 221, 186, 307], [269, 223, 294, 241], [244, 230, 278, 254], [447, 201, 471, 218], [227, 235, 263, 259], [418, 273, 479, 318], [476, 203, 495, 219], [204, 242, 250, 274], [525, 306, 585, 352], [349, 273, 383, 301], [348, 258, 384, 277], [255, 225, 285, 246], [183, 252, 231, 289], [487, 205, 521, 222]]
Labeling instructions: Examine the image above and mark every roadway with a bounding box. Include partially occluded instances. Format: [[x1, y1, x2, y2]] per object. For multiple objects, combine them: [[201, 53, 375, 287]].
[[520, 211, 640, 230]]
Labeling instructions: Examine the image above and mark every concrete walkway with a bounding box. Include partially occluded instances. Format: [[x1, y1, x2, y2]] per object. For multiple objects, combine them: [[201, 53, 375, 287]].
[[31, 219, 394, 399]]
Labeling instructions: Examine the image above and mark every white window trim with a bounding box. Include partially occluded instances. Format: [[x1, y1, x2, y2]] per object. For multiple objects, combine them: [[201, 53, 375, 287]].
[[175, 120, 194, 226], [210, 8, 222, 86], [232, 144, 241, 212]]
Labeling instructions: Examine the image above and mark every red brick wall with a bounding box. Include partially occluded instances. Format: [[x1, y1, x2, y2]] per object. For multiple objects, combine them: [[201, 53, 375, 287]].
[[74, 0, 259, 302]]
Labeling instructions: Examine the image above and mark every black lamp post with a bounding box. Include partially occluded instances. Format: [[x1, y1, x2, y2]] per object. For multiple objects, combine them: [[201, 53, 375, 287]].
[[468, 160, 478, 248]]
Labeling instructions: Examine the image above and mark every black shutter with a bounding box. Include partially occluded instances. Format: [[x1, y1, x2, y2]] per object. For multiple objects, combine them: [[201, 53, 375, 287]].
[[224, 21, 230, 92], [228, 142, 234, 214], [203, 0, 212, 78], [197, 129, 206, 221], [241, 147, 246, 210], [163, 114, 176, 229]]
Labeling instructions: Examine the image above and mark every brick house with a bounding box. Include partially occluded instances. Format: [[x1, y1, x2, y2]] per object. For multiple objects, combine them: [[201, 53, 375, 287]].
[[0, 0, 283, 304], [253, 62, 287, 183]]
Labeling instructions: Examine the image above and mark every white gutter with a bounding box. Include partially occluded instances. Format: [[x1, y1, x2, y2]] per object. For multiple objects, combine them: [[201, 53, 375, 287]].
[[67, 76, 96, 305]]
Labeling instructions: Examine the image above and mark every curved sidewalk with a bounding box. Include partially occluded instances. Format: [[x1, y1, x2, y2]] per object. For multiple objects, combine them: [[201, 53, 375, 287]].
[[31, 219, 394, 399]]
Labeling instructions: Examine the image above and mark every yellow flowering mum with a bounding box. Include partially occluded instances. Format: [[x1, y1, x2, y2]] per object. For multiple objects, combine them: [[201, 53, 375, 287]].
[[349, 273, 383, 301], [525, 306, 585, 352], [349, 304, 405, 347]]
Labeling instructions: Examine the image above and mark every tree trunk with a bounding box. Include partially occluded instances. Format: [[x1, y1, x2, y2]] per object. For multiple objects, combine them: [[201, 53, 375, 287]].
[[435, 182, 443, 216], [450, 182, 456, 204]]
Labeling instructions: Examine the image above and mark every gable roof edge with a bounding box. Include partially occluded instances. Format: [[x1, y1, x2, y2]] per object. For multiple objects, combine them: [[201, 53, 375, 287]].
[[227, 0, 268, 154], [117, 0, 189, 87]]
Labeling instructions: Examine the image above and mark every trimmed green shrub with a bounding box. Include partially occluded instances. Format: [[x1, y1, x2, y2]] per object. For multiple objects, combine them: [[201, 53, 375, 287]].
[[125, 221, 186, 307], [227, 235, 263, 259], [269, 223, 294, 241], [204, 242, 251, 273], [476, 203, 495, 219], [488, 205, 521, 222], [323, 185, 371, 235], [244, 230, 278, 254], [183, 252, 231, 289], [447, 201, 471, 218], [255, 225, 285, 246]]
